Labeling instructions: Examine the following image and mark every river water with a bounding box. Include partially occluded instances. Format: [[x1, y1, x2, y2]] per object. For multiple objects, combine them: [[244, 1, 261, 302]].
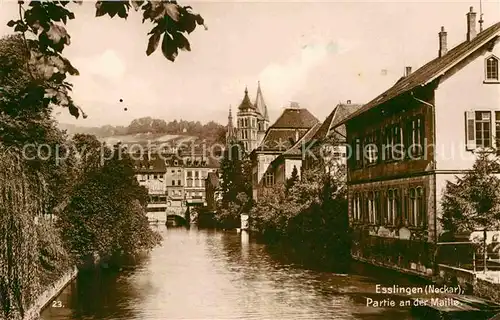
[[41, 226, 428, 320]]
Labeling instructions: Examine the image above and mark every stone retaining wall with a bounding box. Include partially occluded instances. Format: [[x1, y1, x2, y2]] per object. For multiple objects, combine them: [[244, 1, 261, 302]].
[[23, 267, 77, 320]]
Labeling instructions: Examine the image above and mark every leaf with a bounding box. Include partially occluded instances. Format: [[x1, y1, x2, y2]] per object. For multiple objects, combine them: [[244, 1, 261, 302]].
[[117, 5, 128, 19], [95, 2, 106, 17], [179, 13, 196, 34], [131, 1, 143, 11], [68, 104, 79, 118], [7, 20, 17, 27], [146, 32, 161, 56], [161, 33, 178, 62], [173, 32, 190, 51], [164, 3, 180, 21]]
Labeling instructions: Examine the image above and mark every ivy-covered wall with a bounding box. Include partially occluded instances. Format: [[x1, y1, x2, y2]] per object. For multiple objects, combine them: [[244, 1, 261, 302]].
[[351, 231, 436, 276]]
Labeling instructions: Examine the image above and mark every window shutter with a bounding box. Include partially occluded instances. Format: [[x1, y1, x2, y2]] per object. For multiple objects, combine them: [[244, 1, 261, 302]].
[[465, 111, 476, 150]]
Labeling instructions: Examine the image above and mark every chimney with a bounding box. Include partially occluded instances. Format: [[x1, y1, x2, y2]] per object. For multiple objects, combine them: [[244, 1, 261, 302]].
[[439, 26, 448, 57], [467, 6, 477, 41], [404, 66, 412, 77], [290, 101, 300, 109]]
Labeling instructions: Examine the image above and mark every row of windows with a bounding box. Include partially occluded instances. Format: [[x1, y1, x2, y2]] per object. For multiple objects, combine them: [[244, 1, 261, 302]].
[[351, 116, 425, 169], [238, 117, 257, 129], [186, 179, 205, 187], [149, 195, 167, 203], [351, 187, 427, 228], [138, 174, 164, 181], [239, 129, 257, 140], [168, 189, 183, 196]]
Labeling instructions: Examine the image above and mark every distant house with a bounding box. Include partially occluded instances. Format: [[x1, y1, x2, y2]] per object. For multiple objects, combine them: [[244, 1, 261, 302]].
[[337, 8, 500, 276], [250, 102, 320, 199], [132, 155, 168, 221], [302, 101, 363, 174]]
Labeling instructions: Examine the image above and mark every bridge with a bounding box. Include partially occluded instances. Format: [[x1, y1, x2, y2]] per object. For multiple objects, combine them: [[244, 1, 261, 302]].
[[147, 202, 204, 226]]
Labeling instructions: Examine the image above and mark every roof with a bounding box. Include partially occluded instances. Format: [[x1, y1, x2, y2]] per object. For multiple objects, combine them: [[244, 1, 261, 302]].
[[312, 103, 363, 141], [271, 107, 319, 129], [206, 172, 220, 188], [257, 128, 310, 152], [339, 21, 500, 125], [281, 122, 322, 157], [238, 87, 255, 111]]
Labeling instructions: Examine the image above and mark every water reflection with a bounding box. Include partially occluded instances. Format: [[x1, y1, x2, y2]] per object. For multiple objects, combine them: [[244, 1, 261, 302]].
[[42, 226, 427, 320]]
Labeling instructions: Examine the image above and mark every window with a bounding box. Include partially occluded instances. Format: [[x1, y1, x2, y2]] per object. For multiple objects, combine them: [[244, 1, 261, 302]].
[[177, 180, 181, 186], [264, 171, 274, 186], [476, 111, 491, 148], [353, 137, 363, 168], [353, 193, 362, 221], [392, 124, 404, 160], [174, 160, 178, 166], [408, 117, 424, 158], [364, 132, 378, 165], [386, 189, 399, 226], [367, 191, 376, 224], [187, 179, 193, 187], [409, 187, 426, 227], [496, 112, 500, 149], [486, 56, 499, 81], [172, 181, 175, 186]]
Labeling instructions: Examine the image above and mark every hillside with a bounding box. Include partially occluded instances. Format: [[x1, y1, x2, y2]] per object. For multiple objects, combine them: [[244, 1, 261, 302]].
[[58, 117, 227, 146]]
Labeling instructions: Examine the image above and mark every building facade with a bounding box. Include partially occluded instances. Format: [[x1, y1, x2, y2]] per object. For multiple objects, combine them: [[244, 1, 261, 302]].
[[250, 102, 319, 199], [340, 9, 500, 276]]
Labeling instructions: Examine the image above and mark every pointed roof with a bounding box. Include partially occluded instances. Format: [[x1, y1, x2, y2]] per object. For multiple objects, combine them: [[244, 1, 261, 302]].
[[311, 103, 363, 142], [254, 81, 269, 121], [238, 87, 255, 111], [339, 21, 500, 125]]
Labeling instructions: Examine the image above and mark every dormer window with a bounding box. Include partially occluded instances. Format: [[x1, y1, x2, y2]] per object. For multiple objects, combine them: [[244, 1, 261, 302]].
[[485, 56, 499, 82]]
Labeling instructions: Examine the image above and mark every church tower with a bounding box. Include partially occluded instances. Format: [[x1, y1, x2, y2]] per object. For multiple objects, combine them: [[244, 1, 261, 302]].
[[236, 87, 259, 153], [232, 82, 270, 154]]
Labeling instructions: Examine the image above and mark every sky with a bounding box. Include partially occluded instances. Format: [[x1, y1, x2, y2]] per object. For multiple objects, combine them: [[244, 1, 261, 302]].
[[1, 0, 499, 127]]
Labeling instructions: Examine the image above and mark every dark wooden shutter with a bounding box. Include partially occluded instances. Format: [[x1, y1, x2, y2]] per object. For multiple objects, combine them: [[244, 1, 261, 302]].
[[465, 111, 476, 150]]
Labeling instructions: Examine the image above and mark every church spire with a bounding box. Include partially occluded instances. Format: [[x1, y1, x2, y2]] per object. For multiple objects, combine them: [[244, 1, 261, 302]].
[[254, 81, 269, 121], [226, 105, 236, 143]]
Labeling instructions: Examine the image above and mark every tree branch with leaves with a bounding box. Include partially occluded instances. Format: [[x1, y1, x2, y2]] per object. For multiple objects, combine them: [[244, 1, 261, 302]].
[[6, 0, 206, 119]]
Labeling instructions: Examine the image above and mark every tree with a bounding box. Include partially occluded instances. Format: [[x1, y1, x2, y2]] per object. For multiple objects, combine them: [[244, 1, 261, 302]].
[[57, 135, 161, 266], [250, 162, 350, 262], [7, 1, 206, 118], [285, 165, 299, 194], [215, 142, 252, 228], [441, 152, 500, 234]]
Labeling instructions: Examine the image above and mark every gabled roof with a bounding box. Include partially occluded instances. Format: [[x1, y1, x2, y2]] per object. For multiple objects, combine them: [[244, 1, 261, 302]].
[[238, 87, 255, 111], [271, 107, 319, 129], [312, 103, 363, 141], [340, 21, 500, 125]]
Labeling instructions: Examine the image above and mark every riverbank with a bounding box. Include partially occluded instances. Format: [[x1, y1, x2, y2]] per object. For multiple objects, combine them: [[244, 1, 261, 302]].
[[23, 267, 78, 320]]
